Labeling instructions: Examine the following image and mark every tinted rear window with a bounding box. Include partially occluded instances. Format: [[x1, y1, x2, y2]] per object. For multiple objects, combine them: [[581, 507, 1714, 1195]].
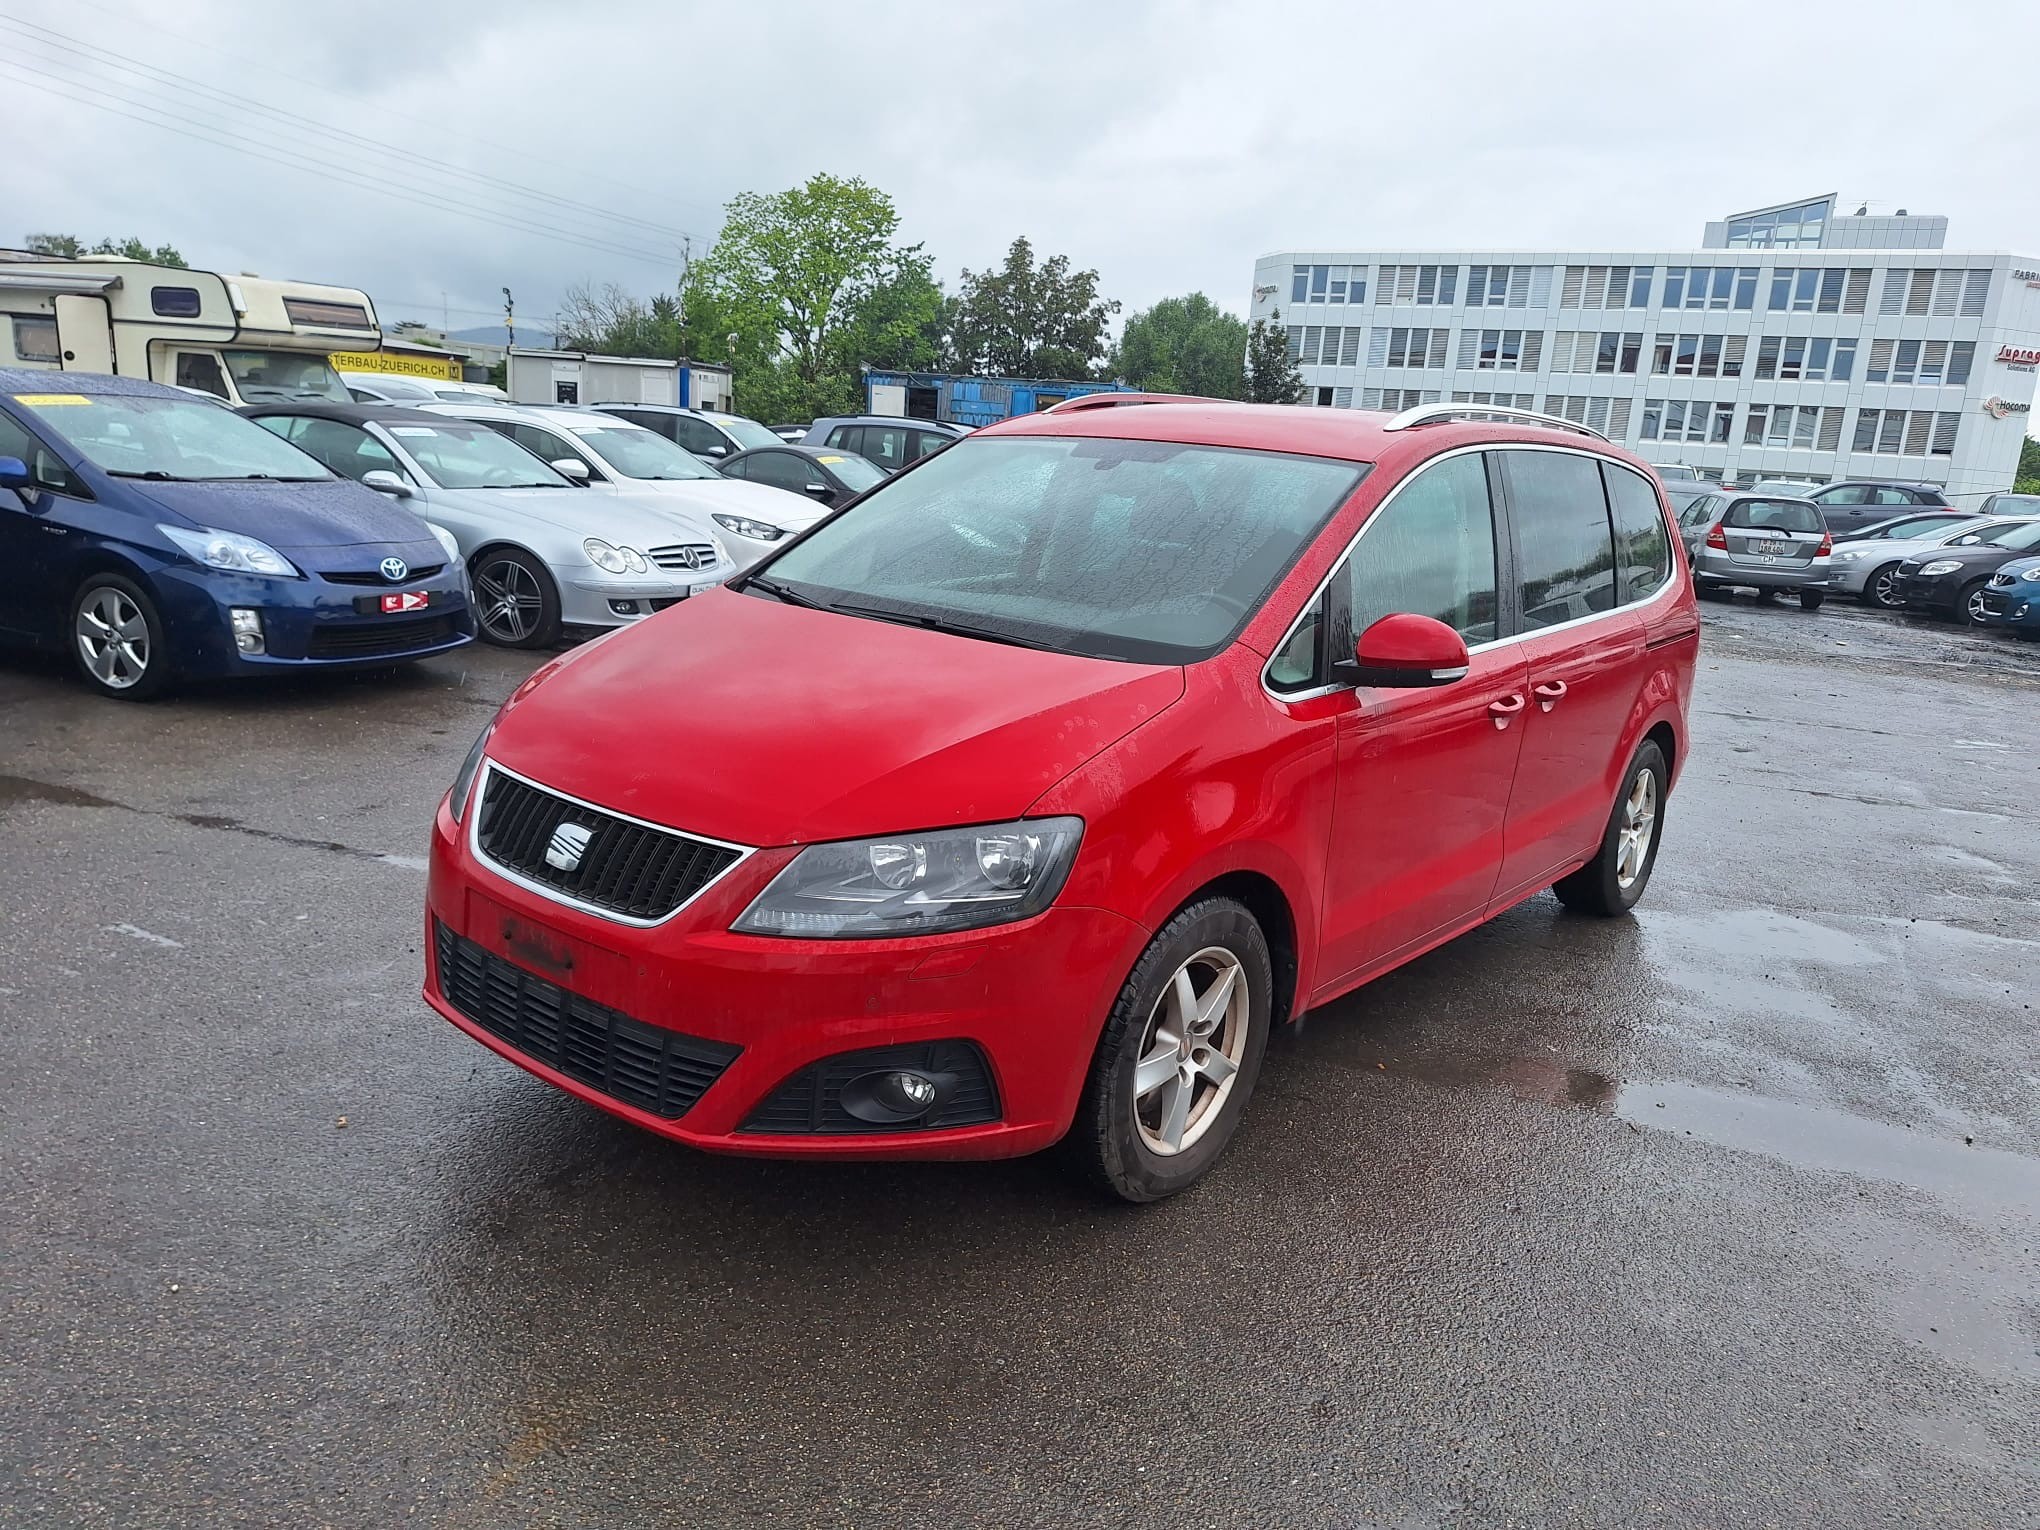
[[1724, 499, 1823, 533]]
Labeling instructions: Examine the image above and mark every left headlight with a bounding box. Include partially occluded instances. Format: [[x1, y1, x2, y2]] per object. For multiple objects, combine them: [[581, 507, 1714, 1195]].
[[1919, 560, 1963, 576], [712, 514, 787, 542], [426, 522, 462, 564], [158, 524, 298, 578], [733, 817, 1084, 939], [583, 537, 649, 574], [447, 718, 496, 824], [2023, 567, 2040, 583]]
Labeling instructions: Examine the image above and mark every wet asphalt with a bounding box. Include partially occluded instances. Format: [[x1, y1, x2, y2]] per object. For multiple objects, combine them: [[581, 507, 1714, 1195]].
[[2, 599, 2036, 1530]]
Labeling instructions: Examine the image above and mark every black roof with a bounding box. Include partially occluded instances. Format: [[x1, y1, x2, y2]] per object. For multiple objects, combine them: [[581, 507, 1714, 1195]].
[[236, 400, 461, 426], [724, 443, 841, 461]]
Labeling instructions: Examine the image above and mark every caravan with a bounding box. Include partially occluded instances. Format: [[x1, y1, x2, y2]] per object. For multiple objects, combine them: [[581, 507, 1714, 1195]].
[[0, 251, 376, 406]]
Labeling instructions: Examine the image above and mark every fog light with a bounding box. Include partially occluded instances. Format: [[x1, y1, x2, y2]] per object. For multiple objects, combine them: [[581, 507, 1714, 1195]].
[[840, 1068, 950, 1124], [608, 598, 644, 617], [229, 607, 264, 654]]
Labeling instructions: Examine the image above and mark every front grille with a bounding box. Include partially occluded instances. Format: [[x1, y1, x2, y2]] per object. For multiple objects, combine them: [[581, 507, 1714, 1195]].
[[305, 614, 458, 658], [433, 921, 737, 1118], [648, 543, 718, 572], [1990, 571, 2017, 587], [740, 1040, 1000, 1135], [474, 767, 742, 921], [323, 563, 446, 586], [648, 597, 686, 612]]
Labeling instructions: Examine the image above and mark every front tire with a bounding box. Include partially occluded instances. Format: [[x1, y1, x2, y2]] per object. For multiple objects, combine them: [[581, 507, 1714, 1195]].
[[1065, 898, 1272, 1203], [70, 574, 172, 701], [1553, 741, 1667, 917], [469, 547, 561, 648], [1958, 578, 1990, 628], [1865, 563, 1903, 609]]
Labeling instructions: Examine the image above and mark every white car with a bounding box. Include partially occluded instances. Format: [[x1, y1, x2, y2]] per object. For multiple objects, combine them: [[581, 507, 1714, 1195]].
[[421, 401, 825, 569], [340, 374, 510, 406], [246, 403, 732, 647]]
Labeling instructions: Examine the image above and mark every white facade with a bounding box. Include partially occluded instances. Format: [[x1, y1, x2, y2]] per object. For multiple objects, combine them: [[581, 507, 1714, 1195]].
[[1251, 197, 2040, 503]]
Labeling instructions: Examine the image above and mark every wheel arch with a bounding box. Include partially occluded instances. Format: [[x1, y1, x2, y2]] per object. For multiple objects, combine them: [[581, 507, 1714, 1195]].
[[1146, 865, 1308, 1030]]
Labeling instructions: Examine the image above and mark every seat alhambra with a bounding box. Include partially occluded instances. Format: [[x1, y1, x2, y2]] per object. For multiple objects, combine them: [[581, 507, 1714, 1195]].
[[424, 398, 1699, 1200]]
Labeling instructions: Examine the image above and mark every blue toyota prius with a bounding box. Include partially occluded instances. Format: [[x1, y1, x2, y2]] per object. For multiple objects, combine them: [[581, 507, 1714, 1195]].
[[0, 369, 473, 699]]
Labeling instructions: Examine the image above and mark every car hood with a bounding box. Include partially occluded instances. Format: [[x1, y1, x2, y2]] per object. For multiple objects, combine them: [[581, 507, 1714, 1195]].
[[435, 484, 730, 555], [601, 474, 826, 530], [131, 476, 435, 553], [487, 587, 1186, 847], [1914, 543, 2038, 570]]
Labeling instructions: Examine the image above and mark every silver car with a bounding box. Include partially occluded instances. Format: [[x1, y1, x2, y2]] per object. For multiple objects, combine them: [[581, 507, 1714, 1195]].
[[1675, 490, 1831, 608], [1826, 516, 2033, 609], [422, 402, 826, 570], [247, 404, 731, 647]]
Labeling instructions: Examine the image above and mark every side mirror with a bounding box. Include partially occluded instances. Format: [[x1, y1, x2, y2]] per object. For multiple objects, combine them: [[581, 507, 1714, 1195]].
[[802, 481, 833, 499], [551, 458, 591, 484], [705, 444, 729, 457], [362, 469, 413, 498], [1339, 613, 1471, 688], [0, 455, 29, 491]]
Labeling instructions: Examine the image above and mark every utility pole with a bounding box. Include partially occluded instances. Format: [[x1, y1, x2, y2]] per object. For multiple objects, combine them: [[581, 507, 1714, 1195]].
[[502, 287, 515, 347]]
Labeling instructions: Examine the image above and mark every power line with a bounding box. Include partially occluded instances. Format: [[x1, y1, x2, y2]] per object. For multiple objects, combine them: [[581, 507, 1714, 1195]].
[[53, 0, 718, 225], [0, 11, 701, 250], [0, 58, 681, 268]]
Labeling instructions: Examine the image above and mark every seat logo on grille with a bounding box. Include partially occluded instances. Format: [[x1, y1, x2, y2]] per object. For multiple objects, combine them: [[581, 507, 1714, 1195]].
[[544, 822, 594, 872], [380, 556, 409, 582]]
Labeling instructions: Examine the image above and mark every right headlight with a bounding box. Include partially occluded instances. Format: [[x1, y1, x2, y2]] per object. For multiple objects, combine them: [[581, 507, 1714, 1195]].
[[2022, 567, 2040, 583], [447, 719, 496, 823], [1920, 560, 1963, 576], [733, 817, 1083, 939], [159, 524, 299, 578], [582, 537, 649, 574]]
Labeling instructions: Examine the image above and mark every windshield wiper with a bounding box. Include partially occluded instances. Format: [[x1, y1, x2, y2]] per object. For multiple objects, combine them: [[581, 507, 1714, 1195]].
[[206, 473, 321, 482], [740, 574, 825, 610], [106, 469, 190, 481], [825, 602, 1058, 651]]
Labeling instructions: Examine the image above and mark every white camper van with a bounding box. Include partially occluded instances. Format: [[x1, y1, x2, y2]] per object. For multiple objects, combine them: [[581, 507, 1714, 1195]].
[[0, 252, 377, 405]]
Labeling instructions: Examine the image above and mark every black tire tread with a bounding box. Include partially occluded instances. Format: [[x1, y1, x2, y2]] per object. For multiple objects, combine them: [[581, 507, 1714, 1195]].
[[1553, 741, 1668, 917]]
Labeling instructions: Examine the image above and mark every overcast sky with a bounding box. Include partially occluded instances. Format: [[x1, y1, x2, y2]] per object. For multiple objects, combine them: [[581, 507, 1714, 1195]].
[[4, 0, 2036, 342]]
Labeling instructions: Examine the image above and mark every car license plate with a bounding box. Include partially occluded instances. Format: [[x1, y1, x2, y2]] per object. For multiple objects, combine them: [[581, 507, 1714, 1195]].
[[1757, 539, 1792, 556], [381, 591, 430, 614]]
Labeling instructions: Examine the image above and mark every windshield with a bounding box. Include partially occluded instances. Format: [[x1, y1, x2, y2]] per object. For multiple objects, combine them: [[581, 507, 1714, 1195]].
[[384, 422, 568, 489], [568, 425, 720, 480], [710, 414, 784, 451], [756, 435, 1367, 664], [17, 392, 328, 481], [223, 350, 352, 403], [1724, 498, 1823, 533], [815, 451, 885, 492], [1976, 520, 2040, 551]]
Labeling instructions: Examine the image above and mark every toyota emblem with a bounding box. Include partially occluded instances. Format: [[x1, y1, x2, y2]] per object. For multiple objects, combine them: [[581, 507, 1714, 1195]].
[[380, 556, 409, 582]]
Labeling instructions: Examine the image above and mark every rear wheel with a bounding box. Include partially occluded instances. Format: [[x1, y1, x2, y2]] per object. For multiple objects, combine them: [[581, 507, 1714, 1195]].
[[1799, 589, 1825, 611], [70, 574, 172, 701], [1959, 578, 1991, 627], [1554, 741, 1666, 917], [1065, 898, 1272, 1203], [470, 547, 560, 648], [1865, 563, 1903, 609]]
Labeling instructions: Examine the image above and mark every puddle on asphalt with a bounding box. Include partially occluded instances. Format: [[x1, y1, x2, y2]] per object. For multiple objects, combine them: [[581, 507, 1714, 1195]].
[[0, 773, 121, 810], [1619, 1080, 2039, 1221]]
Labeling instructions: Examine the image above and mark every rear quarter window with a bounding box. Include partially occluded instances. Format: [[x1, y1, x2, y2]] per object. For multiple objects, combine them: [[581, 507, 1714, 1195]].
[[1604, 463, 1672, 601]]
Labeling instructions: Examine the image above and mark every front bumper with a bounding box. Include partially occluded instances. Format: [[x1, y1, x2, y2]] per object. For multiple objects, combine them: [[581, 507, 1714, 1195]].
[[559, 568, 724, 628], [1824, 558, 1884, 595], [155, 564, 474, 675], [1979, 581, 2040, 628], [422, 796, 1147, 1160], [1893, 570, 1964, 615]]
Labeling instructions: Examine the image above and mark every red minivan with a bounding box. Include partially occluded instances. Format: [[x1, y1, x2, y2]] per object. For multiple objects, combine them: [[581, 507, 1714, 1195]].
[[424, 399, 1698, 1200]]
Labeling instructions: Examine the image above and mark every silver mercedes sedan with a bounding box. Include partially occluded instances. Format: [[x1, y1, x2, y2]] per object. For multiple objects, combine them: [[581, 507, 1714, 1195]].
[[246, 404, 731, 647]]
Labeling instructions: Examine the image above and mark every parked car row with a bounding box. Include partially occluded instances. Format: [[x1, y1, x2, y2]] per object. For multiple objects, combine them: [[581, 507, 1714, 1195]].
[[0, 369, 909, 698]]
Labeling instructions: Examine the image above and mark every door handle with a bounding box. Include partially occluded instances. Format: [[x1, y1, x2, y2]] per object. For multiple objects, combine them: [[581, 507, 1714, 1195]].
[[1533, 679, 1569, 712], [1488, 694, 1526, 730]]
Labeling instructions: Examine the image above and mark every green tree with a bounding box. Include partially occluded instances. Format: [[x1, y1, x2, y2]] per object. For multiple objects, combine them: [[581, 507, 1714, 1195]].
[[1244, 309, 1303, 404], [25, 233, 186, 266], [683, 174, 925, 420], [948, 236, 1119, 379], [1111, 293, 1249, 398], [2016, 434, 2040, 495], [553, 282, 685, 358]]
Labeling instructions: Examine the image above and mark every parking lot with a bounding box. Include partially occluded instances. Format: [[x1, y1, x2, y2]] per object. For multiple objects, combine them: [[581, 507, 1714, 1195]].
[[2, 598, 2036, 1529]]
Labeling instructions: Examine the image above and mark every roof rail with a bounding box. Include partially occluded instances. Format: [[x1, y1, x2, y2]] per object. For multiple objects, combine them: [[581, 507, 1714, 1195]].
[[1038, 391, 1218, 414], [1382, 402, 1609, 443]]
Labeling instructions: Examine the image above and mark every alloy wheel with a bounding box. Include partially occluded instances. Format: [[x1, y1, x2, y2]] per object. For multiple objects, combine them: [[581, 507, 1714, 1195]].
[[1870, 568, 1901, 608], [474, 557, 543, 642], [1966, 587, 1989, 625], [1615, 769, 1658, 890], [75, 586, 150, 690], [1132, 946, 1251, 1156]]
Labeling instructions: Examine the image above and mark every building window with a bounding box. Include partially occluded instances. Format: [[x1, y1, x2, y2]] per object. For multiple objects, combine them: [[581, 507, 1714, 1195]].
[[1726, 200, 1829, 249], [1467, 265, 1536, 308], [1559, 265, 1651, 309], [1293, 326, 1360, 367], [10, 314, 59, 362], [1852, 409, 1960, 456], [1745, 404, 1837, 448], [1649, 333, 1745, 379], [1375, 264, 1457, 305], [1540, 395, 1633, 438], [1753, 336, 1856, 382], [1449, 390, 1536, 409], [1363, 386, 1436, 411], [1289, 264, 1365, 305], [1876, 268, 1987, 319], [1663, 266, 1757, 310], [1641, 399, 1730, 443], [1380, 327, 1448, 368], [1948, 341, 1976, 385], [1460, 328, 1542, 371], [1866, 339, 1967, 387]]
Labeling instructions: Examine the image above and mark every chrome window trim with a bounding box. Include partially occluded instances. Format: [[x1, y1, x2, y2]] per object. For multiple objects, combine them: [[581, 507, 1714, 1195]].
[[467, 759, 757, 928], [1260, 442, 1680, 704]]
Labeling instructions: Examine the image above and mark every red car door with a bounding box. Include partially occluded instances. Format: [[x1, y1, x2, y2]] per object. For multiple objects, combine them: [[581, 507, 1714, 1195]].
[[1490, 448, 1659, 906], [1306, 450, 1531, 995]]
